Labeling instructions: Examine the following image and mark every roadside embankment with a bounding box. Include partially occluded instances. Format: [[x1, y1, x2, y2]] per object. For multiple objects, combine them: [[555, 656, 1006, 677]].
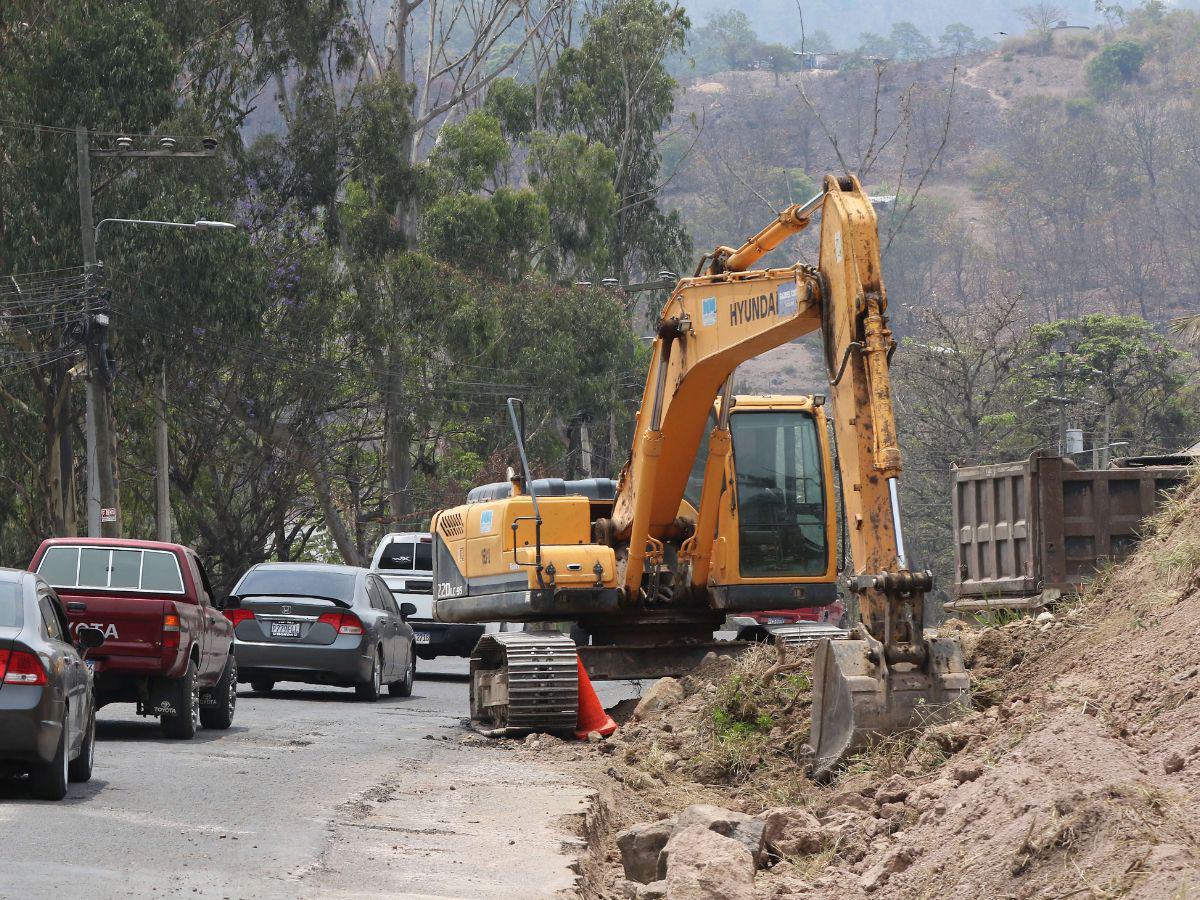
[[523, 475, 1200, 898]]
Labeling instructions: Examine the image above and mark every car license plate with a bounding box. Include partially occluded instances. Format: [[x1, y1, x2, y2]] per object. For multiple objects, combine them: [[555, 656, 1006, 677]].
[[414, 632, 431, 644], [270, 621, 302, 638], [766, 616, 789, 625]]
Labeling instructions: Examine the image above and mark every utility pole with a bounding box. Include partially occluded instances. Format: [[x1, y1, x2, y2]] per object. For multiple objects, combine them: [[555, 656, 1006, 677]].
[[156, 360, 172, 541], [76, 129, 221, 539], [1055, 350, 1068, 456], [77, 126, 117, 537]]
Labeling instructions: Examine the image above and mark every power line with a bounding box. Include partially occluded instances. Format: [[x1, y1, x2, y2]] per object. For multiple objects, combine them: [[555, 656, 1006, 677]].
[[0, 118, 218, 143]]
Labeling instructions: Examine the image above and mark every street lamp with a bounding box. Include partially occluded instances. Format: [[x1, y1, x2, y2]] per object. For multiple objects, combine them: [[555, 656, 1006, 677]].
[[94, 217, 237, 243], [84, 216, 239, 541]]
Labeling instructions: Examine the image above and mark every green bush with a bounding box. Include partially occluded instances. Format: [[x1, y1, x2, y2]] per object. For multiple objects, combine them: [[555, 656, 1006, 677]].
[[1087, 40, 1146, 97]]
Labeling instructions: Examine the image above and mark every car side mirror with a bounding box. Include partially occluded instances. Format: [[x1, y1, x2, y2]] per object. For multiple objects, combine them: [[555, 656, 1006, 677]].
[[215, 595, 229, 611], [76, 626, 105, 650], [400, 602, 417, 619]]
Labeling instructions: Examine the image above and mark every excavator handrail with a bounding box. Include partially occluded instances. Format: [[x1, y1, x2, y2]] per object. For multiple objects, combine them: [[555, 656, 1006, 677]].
[[506, 397, 545, 591]]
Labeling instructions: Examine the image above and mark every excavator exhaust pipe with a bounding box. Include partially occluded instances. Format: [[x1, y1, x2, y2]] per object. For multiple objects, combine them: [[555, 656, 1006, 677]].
[[808, 633, 970, 781]]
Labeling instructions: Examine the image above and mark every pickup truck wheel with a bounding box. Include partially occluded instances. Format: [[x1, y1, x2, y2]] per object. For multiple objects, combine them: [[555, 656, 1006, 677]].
[[250, 678, 274, 694], [30, 712, 69, 800], [389, 645, 415, 697], [200, 655, 237, 730], [68, 708, 95, 783], [161, 660, 200, 739], [356, 650, 382, 701]]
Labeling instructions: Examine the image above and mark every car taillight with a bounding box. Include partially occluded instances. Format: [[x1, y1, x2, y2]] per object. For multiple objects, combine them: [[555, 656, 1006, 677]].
[[163, 609, 181, 649], [0, 649, 47, 686], [317, 612, 364, 635], [224, 608, 255, 627]]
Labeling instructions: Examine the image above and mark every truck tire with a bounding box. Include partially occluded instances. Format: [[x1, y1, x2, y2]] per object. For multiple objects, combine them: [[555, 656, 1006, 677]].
[[389, 646, 415, 697], [68, 708, 95, 783], [30, 713, 69, 800], [250, 678, 275, 693], [356, 650, 383, 701], [200, 654, 237, 730], [161, 659, 200, 739]]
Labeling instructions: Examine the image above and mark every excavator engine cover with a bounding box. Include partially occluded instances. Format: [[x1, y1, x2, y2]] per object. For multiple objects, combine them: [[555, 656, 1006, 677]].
[[809, 633, 970, 780]]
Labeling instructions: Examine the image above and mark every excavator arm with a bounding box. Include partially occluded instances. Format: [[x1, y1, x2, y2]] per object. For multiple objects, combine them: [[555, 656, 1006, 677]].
[[432, 173, 967, 768], [609, 174, 968, 775]]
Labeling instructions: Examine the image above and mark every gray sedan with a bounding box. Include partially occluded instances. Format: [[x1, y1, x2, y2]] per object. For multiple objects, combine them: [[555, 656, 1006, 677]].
[[0, 568, 104, 799], [226, 563, 416, 700]]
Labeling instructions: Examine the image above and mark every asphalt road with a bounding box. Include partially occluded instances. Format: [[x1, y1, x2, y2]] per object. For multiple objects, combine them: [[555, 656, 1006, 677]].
[[0, 660, 641, 899]]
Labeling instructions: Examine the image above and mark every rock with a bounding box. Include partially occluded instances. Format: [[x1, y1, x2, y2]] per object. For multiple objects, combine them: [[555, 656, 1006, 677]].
[[877, 801, 908, 822], [614, 878, 639, 899], [673, 804, 767, 867], [635, 881, 667, 899], [661, 825, 756, 900], [617, 819, 675, 884], [824, 789, 874, 813], [815, 809, 872, 863], [587, 730, 603, 743], [1172, 666, 1199, 684], [911, 778, 953, 804], [760, 807, 825, 857], [950, 762, 984, 784], [633, 677, 685, 720], [1163, 750, 1187, 774], [1036, 611, 1054, 624], [858, 846, 916, 892], [875, 775, 910, 805]]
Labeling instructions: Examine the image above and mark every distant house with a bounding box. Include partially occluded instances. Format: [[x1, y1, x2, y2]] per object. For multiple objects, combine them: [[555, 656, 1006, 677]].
[[791, 50, 840, 70], [1050, 21, 1090, 45]]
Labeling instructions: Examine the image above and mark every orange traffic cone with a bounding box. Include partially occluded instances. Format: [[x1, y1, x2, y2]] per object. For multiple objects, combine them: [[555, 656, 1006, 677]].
[[574, 657, 617, 740]]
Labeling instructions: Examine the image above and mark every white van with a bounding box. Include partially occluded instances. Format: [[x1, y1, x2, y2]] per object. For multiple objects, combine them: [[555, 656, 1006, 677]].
[[369, 532, 484, 660]]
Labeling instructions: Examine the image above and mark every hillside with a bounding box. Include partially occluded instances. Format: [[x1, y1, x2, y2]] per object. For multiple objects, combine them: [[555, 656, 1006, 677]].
[[660, 12, 1200, 579], [555, 473, 1200, 897]]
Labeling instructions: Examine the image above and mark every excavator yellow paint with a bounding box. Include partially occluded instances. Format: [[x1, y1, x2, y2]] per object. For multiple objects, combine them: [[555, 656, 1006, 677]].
[[432, 174, 969, 776]]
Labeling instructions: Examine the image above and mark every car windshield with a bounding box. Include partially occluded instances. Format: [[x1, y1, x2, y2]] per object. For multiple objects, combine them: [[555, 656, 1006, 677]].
[[0, 582, 22, 627], [235, 568, 356, 602], [379, 541, 432, 572]]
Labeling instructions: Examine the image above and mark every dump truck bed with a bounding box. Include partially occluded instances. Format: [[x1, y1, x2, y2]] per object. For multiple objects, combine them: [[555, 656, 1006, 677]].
[[950, 451, 1189, 610]]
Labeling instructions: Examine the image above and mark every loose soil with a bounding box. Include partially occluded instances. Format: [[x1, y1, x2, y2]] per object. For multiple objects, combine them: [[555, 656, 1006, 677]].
[[515, 475, 1200, 898]]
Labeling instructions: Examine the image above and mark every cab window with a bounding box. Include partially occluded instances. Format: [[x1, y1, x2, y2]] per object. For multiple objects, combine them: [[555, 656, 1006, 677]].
[[731, 410, 828, 577]]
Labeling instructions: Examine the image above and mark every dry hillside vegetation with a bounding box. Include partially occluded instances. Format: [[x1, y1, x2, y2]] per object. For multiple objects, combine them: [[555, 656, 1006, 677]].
[[534, 475, 1200, 898]]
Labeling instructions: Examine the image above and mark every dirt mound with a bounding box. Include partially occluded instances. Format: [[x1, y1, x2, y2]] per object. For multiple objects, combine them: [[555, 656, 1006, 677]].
[[563, 476, 1200, 898]]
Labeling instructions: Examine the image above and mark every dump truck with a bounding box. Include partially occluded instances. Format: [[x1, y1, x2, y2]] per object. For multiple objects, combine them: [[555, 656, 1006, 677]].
[[950, 450, 1193, 612]]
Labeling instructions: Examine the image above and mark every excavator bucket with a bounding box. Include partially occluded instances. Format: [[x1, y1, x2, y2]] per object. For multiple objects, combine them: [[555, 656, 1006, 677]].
[[808, 635, 970, 781]]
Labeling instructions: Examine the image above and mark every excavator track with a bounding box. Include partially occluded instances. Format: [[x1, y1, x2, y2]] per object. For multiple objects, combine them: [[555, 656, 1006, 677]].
[[469, 632, 579, 733]]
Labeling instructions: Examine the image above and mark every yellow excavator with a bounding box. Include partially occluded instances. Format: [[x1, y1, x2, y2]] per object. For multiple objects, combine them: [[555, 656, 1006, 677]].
[[431, 174, 969, 777]]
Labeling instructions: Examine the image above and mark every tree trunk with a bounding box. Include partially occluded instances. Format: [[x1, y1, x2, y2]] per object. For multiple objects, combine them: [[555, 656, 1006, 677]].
[[386, 345, 412, 521], [306, 439, 363, 566]]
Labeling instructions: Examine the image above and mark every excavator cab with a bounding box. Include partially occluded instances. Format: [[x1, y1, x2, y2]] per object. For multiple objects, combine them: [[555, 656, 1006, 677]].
[[684, 396, 839, 611]]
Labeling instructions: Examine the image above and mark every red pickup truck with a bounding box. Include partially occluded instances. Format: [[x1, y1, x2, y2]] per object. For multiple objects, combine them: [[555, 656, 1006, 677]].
[[28, 538, 237, 739]]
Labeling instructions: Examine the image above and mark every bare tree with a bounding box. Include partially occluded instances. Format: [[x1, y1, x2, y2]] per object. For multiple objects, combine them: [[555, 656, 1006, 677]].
[[1016, 3, 1066, 36]]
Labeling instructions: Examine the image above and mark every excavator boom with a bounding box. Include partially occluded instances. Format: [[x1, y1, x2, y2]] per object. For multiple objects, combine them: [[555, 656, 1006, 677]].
[[431, 174, 968, 770]]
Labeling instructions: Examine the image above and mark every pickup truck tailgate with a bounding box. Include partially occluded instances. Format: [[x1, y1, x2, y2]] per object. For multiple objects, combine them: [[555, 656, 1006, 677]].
[[62, 594, 167, 659]]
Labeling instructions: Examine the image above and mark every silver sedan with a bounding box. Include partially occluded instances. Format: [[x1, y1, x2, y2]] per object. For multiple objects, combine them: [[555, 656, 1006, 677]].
[[226, 563, 416, 700]]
